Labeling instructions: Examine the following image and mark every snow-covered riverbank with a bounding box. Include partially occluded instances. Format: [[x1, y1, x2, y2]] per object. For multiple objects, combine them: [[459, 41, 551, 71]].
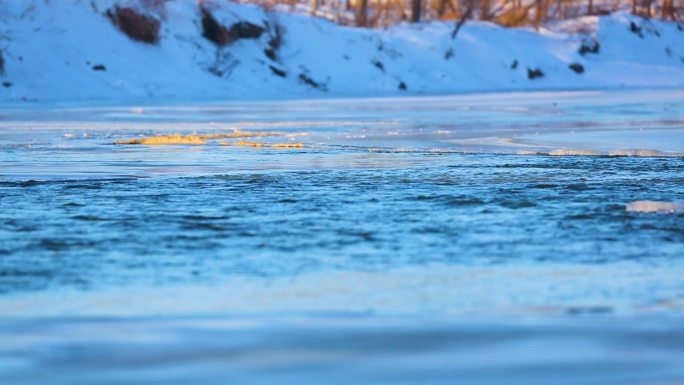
[[1, 0, 684, 103]]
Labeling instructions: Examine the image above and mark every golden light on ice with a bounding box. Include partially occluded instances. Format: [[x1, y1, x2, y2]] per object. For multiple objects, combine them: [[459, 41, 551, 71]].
[[114, 131, 282, 145]]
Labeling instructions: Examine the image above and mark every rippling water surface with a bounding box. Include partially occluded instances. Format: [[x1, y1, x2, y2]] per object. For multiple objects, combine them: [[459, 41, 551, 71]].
[[1, 90, 684, 384]]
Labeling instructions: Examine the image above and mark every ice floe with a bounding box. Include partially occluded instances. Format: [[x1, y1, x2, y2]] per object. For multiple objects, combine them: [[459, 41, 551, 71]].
[[625, 200, 684, 213]]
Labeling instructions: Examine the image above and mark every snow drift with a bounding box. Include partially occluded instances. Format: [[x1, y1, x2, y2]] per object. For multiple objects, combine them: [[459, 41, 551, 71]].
[[1, 0, 684, 103]]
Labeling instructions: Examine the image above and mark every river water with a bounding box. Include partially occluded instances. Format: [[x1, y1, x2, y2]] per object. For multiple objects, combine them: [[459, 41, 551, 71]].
[[1, 90, 683, 384]]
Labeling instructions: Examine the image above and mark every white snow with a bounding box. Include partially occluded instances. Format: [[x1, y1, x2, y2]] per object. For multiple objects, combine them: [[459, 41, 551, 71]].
[[1, 1, 684, 103]]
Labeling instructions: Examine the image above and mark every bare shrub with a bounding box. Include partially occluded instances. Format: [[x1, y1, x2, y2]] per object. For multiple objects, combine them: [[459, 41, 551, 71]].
[[269, 65, 286, 77], [106, 6, 161, 44], [264, 21, 284, 61]]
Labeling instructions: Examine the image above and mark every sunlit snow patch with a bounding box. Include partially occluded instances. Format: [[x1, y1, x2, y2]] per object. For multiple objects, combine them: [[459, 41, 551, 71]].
[[116, 134, 208, 145]]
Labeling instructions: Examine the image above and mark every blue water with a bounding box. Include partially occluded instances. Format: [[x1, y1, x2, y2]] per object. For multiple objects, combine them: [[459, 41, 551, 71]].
[[1, 90, 684, 384], [1, 155, 683, 294]]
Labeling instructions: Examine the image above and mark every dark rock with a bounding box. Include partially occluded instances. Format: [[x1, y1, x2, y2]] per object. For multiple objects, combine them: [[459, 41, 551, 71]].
[[511, 59, 518, 69], [200, 8, 265, 46], [269, 65, 286, 77], [200, 8, 235, 46], [527, 68, 544, 79], [444, 48, 454, 60], [578, 39, 600, 55], [0, 50, 4, 75], [92, 64, 107, 71], [2, 81, 11, 88], [230, 21, 265, 39], [568, 63, 584, 74], [372, 59, 385, 72], [106, 6, 160, 44], [398, 81, 407, 90]]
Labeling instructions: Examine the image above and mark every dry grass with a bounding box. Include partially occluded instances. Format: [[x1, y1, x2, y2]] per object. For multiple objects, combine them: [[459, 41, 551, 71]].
[[114, 131, 283, 145]]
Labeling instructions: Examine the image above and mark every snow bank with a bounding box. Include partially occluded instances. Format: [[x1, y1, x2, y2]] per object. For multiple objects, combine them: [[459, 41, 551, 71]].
[[1, 1, 684, 102]]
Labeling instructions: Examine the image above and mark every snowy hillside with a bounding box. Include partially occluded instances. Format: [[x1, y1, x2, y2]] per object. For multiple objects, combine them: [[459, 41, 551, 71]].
[[1, 0, 684, 103]]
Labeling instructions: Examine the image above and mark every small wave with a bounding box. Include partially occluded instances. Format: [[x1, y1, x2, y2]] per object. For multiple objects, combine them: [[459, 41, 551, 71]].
[[0, 144, 34, 152], [625, 200, 684, 214]]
